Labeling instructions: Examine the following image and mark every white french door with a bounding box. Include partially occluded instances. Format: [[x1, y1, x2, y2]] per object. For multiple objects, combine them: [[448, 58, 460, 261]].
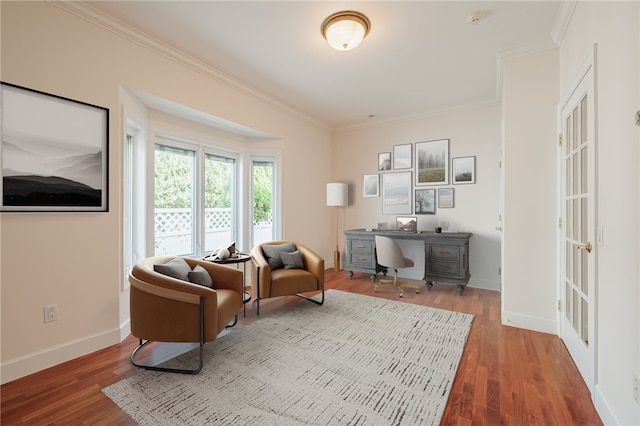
[[559, 58, 596, 395]]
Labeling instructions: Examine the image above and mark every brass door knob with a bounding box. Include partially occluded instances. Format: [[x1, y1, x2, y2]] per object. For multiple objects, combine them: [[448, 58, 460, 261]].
[[574, 242, 592, 253]]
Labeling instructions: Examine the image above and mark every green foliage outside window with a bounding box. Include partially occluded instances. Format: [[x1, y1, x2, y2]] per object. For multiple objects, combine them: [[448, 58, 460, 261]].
[[154, 148, 273, 224]]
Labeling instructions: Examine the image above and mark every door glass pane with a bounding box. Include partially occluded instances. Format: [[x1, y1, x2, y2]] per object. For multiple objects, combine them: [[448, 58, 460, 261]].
[[581, 95, 588, 144], [581, 148, 588, 194], [252, 160, 274, 246], [565, 241, 572, 280], [566, 116, 571, 156], [573, 199, 579, 241], [565, 282, 571, 321], [204, 154, 235, 253], [581, 297, 589, 346], [572, 107, 579, 151], [154, 144, 195, 255], [573, 155, 579, 196], [566, 158, 572, 195], [572, 289, 579, 332], [581, 197, 589, 295]]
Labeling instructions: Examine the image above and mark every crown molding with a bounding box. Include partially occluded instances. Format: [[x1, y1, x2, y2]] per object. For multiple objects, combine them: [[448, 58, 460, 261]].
[[551, 0, 577, 45], [333, 99, 502, 133], [47, 1, 328, 131]]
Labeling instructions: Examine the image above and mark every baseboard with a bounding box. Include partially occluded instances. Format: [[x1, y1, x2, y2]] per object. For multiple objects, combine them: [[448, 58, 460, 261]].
[[594, 384, 622, 425], [120, 318, 131, 342], [0, 327, 121, 385], [502, 310, 557, 334], [467, 277, 500, 291]]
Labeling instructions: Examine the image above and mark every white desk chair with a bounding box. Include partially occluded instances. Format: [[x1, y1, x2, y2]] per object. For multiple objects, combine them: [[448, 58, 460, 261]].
[[374, 235, 422, 297]]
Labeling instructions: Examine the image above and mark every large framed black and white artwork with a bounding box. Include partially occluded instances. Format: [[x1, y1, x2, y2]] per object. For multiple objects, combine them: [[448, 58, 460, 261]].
[[1, 82, 109, 212], [415, 139, 449, 186], [382, 171, 412, 215]]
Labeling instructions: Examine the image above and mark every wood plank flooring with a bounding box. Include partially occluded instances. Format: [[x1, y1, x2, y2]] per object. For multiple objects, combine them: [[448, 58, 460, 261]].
[[1, 270, 603, 425]]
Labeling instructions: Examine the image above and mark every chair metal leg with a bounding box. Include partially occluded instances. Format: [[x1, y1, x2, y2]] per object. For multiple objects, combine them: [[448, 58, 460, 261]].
[[225, 313, 238, 328], [295, 289, 325, 305], [375, 269, 421, 298], [130, 297, 205, 374]]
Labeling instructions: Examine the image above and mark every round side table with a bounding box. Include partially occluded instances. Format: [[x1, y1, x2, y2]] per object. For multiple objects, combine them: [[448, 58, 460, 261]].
[[205, 253, 252, 317]]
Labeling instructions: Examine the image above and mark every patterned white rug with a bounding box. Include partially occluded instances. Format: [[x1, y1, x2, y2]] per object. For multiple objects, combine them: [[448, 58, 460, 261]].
[[103, 290, 473, 425]]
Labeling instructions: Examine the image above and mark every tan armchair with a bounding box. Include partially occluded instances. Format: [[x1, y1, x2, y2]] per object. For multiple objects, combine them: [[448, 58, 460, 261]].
[[250, 241, 324, 315], [129, 255, 243, 374]]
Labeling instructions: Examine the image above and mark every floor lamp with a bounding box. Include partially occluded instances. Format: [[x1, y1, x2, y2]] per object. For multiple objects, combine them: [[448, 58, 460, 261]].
[[327, 183, 348, 272]]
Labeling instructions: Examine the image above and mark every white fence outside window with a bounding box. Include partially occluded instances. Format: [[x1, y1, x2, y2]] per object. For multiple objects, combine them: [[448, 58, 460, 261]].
[[155, 208, 272, 255]]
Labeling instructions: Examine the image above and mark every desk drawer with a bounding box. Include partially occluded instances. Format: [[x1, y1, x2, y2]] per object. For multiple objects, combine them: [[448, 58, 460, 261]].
[[349, 251, 375, 268], [428, 244, 459, 260], [349, 239, 373, 252], [428, 260, 461, 276]]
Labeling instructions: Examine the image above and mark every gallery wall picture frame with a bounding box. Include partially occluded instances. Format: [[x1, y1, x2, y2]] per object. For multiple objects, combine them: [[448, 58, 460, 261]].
[[415, 139, 449, 186], [363, 174, 379, 197], [1, 82, 109, 212], [382, 171, 412, 215], [438, 188, 455, 208], [396, 216, 417, 232], [452, 156, 476, 184], [378, 152, 391, 171], [414, 188, 436, 214], [393, 143, 412, 169]]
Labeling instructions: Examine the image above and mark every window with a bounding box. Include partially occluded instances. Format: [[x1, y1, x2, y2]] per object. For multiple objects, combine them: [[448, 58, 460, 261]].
[[154, 144, 196, 256], [123, 111, 279, 262], [251, 157, 276, 247], [204, 153, 236, 253], [123, 133, 134, 286]]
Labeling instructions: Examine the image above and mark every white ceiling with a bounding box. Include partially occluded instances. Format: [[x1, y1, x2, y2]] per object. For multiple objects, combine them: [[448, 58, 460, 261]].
[[87, 1, 563, 130]]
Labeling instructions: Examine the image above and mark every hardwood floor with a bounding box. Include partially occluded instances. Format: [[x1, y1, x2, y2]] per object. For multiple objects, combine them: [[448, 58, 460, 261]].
[[1, 270, 603, 425]]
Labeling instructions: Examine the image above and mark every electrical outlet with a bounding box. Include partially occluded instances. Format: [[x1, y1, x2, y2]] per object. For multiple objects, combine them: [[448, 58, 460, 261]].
[[408, 252, 415, 260], [633, 374, 639, 404], [44, 305, 57, 323]]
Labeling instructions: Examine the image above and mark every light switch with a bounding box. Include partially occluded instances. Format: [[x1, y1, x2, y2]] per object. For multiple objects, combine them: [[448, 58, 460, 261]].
[[597, 226, 603, 246]]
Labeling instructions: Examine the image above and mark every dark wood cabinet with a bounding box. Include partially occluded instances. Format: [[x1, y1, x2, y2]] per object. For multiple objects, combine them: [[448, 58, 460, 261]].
[[344, 229, 472, 294]]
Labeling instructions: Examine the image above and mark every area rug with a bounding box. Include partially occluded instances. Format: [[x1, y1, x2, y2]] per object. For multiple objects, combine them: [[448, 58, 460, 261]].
[[103, 290, 473, 425]]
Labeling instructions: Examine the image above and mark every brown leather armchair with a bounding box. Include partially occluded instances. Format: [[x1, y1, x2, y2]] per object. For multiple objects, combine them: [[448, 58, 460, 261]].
[[129, 255, 243, 374], [250, 241, 324, 315]]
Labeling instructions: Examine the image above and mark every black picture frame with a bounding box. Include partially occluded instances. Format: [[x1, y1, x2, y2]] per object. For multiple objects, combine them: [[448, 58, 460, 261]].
[[378, 152, 391, 171], [415, 188, 436, 214], [1, 82, 109, 212]]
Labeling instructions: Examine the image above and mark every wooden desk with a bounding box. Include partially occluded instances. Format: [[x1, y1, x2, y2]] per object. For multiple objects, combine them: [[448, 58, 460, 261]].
[[344, 229, 472, 294]]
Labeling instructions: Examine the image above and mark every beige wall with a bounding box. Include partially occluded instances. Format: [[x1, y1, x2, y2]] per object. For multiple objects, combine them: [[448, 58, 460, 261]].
[[560, 2, 639, 424], [501, 48, 559, 333], [0, 1, 332, 383], [332, 104, 502, 290]]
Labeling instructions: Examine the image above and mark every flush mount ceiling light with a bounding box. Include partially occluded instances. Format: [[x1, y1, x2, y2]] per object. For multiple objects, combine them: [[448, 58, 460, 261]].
[[321, 11, 371, 51]]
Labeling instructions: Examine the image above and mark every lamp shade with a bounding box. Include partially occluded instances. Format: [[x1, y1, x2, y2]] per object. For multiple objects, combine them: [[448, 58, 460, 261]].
[[321, 11, 371, 51], [327, 183, 348, 206]]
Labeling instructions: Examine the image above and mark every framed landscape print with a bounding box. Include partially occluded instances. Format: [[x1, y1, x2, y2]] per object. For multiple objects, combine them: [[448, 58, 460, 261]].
[[452, 156, 476, 184], [396, 216, 417, 232], [382, 171, 412, 215], [393, 143, 412, 169], [415, 139, 449, 186], [363, 174, 379, 197], [1, 82, 109, 212], [438, 188, 455, 208], [414, 188, 436, 214], [378, 152, 391, 171]]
